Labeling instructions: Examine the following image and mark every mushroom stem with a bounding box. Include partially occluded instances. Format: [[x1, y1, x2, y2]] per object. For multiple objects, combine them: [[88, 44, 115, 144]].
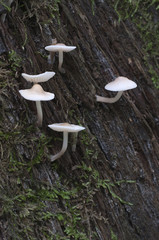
[[36, 101, 43, 127], [96, 91, 123, 103], [72, 132, 78, 152], [58, 51, 65, 73], [50, 131, 68, 161]]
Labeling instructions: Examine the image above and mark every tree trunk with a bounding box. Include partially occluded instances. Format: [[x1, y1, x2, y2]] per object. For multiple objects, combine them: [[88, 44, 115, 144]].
[[0, 0, 159, 239]]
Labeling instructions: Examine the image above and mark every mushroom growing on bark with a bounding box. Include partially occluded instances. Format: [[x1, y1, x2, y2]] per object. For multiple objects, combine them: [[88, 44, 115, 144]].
[[19, 84, 55, 127], [45, 43, 76, 73], [96, 76, 137, 103], [48, 123, 85, 161], [21, 71, 55, 83]]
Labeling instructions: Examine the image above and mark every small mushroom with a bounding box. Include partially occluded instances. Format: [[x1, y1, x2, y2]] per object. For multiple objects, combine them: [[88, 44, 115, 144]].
[[96, 76, 137, 103], [48, 123, 85, 161], [21, 71, 55, 83], [19, 84, 55, 127], [45, 43, 76, 73]]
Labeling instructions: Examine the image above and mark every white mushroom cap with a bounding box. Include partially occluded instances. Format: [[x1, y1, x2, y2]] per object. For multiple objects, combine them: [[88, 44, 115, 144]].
[[45, 44, 76, 52], [21, 71, 55, 83], [48, 123, 85, 132], [105, 76, 137, 92], [19, 84, 55, 101]]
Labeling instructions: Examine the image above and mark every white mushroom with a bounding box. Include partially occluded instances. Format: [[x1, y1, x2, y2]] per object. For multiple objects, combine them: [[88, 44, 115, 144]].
[[48, 123, 85, 161], [96, 76, 137, 103], [21, 71, 55, 83], [45, 43, 76, 73], [19, 84, 55, 127]]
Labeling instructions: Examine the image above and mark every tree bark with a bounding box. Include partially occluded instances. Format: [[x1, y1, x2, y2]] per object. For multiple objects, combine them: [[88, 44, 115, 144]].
[[0, 0, 159, 239]]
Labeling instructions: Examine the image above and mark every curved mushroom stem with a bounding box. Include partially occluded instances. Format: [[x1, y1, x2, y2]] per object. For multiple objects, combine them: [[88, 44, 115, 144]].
[[72, 132, 78, 152], [36, 101, 43, 127], [96, 91, 123, 103], [58, 51, 65, 73], [50, 131, 68, 161]]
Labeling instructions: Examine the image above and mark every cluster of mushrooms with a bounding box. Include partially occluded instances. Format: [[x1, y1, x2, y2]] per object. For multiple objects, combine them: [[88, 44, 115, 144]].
[[19, 40, 137, 161]]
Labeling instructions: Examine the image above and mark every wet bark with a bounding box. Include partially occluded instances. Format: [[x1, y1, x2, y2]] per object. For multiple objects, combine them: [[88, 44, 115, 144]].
[[0, 0, 159, 239]]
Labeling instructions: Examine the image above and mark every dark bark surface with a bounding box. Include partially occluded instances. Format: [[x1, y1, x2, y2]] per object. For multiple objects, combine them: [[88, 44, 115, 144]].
[[0, 0, 159, 239]]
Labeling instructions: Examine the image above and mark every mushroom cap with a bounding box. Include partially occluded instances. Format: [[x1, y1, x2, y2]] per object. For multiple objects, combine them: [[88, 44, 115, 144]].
[[19, 84, 55, 101], [48, 123, 85, 133], [45, 44, 76, 52], [105, 76, 137, 92], [22, 71, 55, 83]]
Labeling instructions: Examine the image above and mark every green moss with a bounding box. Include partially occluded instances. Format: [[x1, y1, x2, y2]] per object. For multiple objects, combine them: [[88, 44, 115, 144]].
[[0, 0, 12, 12], [49, 161, 135, 239], [8, 50, 22, 72], [77, 162, 134, 206], [111, 229, 118, 240], [17, 0, 61, 24], [89, 0, 95, 15]]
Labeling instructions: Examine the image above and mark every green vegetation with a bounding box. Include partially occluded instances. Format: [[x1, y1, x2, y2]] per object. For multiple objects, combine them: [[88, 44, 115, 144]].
[[113, 0, 159, 88], [111, 229, 118, 240], [76, 162, 134, 206], [48, 160, 135, 239], [18, 0, 60, 24], [0, 0, 12, 12], [90, 0, 95, 15], [8, 50, 22, 72]]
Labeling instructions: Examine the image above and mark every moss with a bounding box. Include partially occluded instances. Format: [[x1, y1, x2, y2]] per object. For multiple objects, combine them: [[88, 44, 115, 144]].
[[76, 162, 134, 206], [17, 0, 61, 24], [8, 50, 22, 73], [111, 229, 118, 240], [89, 0, 95, 15], [51, 160, 135, 239], [0, 0, 12, 12]]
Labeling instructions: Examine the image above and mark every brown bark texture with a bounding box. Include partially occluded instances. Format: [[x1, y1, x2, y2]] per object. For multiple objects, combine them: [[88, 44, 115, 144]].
[[0, 0, 159, 240]]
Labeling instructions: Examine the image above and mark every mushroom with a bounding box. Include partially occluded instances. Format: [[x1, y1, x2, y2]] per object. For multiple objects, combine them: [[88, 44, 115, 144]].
[[48, 123, 85, 161], [96, 76, 137, 103], [19, 84, 55, 127], [45, 43, 76, 73], [21, 71, 55, 83]]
